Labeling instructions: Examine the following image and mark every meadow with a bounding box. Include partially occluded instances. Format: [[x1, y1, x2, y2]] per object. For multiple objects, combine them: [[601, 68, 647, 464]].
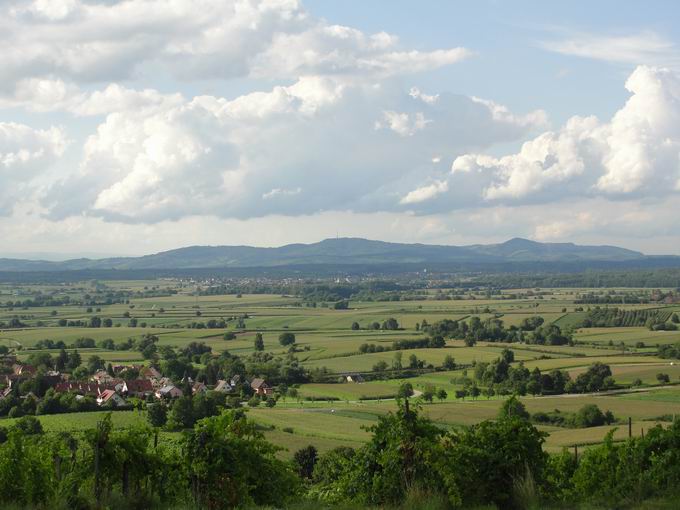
[[2, 281, 680, 458]]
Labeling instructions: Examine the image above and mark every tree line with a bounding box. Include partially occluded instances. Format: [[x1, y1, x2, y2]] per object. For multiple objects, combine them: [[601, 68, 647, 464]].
[[423, 316, 572, 346], [463, 350, 614, 397]]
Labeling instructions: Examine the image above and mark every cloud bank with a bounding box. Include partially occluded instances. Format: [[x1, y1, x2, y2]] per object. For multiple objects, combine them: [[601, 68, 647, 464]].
[[0, 1, 679, 254], [396, 66, 680, 212]]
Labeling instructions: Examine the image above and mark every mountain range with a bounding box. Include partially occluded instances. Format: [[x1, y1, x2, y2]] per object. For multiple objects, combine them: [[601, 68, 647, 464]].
[[0, 237, 658, 272]]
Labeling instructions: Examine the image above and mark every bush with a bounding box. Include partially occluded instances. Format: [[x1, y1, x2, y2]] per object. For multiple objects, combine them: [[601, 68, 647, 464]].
[[279, 332, 296, 346], [147, 403, 167, 428], [334, 401, 447, 506], [441, 413, 548, 508], [656, 373, 671, 384], [293, 445, 318, 479], [333, 301, 349, 310], [498, 396, 529, 420], [573, 362, 613, 393], [570, 404, 614, 428], [12, 416, 43, 435], [184, 411, 300, 508]]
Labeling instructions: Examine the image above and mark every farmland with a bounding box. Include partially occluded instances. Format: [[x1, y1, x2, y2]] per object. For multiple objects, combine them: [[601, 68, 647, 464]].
[[2, 280, 680, 459]]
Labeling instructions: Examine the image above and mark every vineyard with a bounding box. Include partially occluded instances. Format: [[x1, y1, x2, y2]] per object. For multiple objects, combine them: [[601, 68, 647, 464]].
[[580, 307, 673, 328]]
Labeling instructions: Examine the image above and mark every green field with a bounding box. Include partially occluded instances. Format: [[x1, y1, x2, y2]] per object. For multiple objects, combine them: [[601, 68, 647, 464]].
[[1, 410, 146, 432], [575, 327, 680, 346], [568, 363, 680, 384], [246, 390, 680, 456], [2, 281, 680, 460]]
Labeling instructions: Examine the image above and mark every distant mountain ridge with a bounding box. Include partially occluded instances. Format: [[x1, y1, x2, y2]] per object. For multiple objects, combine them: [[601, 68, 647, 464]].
[[0, 237, 651, 272]]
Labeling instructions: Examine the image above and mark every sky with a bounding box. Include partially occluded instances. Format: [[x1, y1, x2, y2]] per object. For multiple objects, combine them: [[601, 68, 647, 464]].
[[1, 0, 680, 257]]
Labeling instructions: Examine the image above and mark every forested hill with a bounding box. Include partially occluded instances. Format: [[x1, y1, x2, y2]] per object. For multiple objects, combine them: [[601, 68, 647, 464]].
[[0, 237, 660, 272]]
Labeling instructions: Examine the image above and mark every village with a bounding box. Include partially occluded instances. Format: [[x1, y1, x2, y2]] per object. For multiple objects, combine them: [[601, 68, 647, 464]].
[[1, 354, 276, 416]]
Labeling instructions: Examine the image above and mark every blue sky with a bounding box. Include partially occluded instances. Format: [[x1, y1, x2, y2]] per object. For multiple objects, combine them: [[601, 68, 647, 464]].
[[1, 0, 679, 256], [307, 0, 677, 122]]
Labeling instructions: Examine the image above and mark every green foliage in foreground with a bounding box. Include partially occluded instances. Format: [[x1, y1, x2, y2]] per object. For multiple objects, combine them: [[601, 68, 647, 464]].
[[0, 410, 298, 510], [2, 398, 680, 509]]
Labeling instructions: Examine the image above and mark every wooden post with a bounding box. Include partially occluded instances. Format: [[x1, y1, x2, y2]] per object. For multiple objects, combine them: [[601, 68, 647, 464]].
[[628, 417, 632, 438]]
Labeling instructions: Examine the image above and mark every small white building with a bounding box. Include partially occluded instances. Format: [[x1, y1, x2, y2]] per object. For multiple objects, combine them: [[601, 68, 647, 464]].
[[345, 374, 365, 383]]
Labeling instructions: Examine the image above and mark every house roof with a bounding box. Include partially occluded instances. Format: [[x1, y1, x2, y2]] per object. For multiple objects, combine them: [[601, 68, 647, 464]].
[[214, 380, 231, 392], [12, 364, 36, 376], [140, 366, 161, 379], [113, 364, 143, 374], [125, 379, 154, 393], [158, 385, 183, 396], [54, 382, 112, 395], [99, 389, 117, 401], [92, 371, 113, 382], [250, 378, 268, 389]]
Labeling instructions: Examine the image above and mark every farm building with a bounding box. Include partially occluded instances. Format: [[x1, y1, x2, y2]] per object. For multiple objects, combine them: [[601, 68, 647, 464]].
[[12, 364, 36, 378], [214, 380, 234, 393], [192, 382, 208, 395], [230, 375, 244, 386], [5, 364, 37, 386], [156, 385, 184, 399], [92, 370, 116, 384], [140, 366, 162, 380], [250, 378, 273, 396]]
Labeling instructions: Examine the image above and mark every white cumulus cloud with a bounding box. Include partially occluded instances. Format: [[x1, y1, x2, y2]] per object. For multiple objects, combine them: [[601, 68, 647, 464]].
[[409, 87, 439, 105], [400, 180, 449, 204], [0, 122, 68, 213], [42, 78, 543, 222], [447, 66, 680, 206], [0, 0, 470, 87], [375, 110, 432, 137]]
